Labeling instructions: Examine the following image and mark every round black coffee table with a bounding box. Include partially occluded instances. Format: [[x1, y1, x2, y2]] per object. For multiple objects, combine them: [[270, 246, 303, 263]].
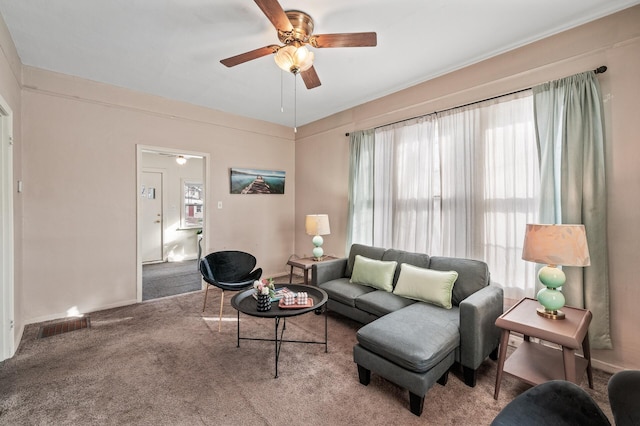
[[230, 284, 328, 378]]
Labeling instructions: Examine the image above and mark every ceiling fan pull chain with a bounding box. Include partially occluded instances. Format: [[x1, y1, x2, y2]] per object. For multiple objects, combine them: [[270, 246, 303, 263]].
[[294, 73, 298, 133], [280, 70, 284, 113]]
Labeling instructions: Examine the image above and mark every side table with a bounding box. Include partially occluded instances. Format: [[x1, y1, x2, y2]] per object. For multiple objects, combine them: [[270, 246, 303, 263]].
[[494, 297, 593, 399], [287, 255, 338, 285]]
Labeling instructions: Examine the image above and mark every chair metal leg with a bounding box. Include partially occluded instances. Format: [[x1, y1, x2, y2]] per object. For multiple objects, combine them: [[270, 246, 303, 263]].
[[202, 284, 210, 312], [218, 290, 225, 332]]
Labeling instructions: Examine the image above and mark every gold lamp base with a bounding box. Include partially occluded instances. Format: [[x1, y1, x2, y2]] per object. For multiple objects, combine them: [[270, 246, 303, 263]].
[[537, 307, 565, 320]]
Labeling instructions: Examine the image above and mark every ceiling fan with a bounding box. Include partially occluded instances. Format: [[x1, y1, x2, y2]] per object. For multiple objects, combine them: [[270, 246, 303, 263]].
[[220, 0, 377, 89]]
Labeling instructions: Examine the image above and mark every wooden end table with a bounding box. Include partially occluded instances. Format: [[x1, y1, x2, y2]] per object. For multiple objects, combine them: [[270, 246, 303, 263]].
[[287, 255, 338, 285], [493, 297, 593, 399]]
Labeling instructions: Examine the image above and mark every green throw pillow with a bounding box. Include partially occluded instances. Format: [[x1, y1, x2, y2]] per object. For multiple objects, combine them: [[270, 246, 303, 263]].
[[349, 255, 397, 292], [393, 263, 458, 309]]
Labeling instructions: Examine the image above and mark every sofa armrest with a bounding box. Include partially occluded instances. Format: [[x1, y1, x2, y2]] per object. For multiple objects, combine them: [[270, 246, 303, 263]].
[[311, 258, 347, 286], [459, 285, 504, 370]]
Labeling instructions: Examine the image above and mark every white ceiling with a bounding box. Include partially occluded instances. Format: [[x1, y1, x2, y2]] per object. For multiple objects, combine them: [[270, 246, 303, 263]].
[[0, 0, 638, 128]]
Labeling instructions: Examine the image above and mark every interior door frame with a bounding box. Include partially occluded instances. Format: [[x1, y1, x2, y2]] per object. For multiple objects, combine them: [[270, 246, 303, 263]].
[[136, 145, 210, 303], [0, 94, 14, 361]]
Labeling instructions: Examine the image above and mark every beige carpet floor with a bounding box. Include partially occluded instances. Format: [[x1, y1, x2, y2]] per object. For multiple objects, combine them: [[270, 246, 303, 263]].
[[0, 281, 613, 425]]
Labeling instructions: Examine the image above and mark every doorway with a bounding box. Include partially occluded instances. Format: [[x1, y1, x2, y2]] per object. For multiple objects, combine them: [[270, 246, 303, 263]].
[[136, 146, 210, 302]]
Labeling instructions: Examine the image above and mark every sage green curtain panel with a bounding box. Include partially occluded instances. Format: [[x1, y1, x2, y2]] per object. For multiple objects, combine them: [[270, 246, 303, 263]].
[[347, 130, 375, 253], [533, 71, 611, 349]]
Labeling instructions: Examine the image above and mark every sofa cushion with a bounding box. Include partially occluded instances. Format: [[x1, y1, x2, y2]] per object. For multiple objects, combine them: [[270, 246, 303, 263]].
[[354, 290, 417, 317], [393, 263, 458, 309], [318, 278, 375, 308], [429, 257, 490, 306], [350, 255, 397, 292], [346, 244, 386, 278], [356, 303, 460, 373], [381, 249, 430, 286]]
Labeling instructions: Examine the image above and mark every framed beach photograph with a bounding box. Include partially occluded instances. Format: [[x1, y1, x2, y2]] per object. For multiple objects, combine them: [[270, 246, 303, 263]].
[[230, 168, 285, 194]]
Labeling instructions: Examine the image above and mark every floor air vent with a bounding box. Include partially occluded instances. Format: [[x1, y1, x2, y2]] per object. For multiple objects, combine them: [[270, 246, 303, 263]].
[[38, 317, 91, 338]]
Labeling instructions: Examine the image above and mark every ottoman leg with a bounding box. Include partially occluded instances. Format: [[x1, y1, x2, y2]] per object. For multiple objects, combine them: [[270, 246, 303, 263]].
[[463, 366, 477, 387], [409, 392, 424, 416], [357, 364, 371, 386]]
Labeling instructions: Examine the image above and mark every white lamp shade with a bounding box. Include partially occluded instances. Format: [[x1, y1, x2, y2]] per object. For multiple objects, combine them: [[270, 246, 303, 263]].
[[522, 224, 590, 267], [305, 214, 330, 236]]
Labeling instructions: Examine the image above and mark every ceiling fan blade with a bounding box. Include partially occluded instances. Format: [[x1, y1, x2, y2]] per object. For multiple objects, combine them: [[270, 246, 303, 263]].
[[310, 32, 377, 48], [220, 45, 278, 67], [300, 66, 321, 89], [253, 0, 293, 32]]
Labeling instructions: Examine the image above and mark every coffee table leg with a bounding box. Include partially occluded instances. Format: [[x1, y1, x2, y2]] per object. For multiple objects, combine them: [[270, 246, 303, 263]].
[[236, 310, 240, 348], [324, 305, 328, 353], [274, 317, 279, 378]]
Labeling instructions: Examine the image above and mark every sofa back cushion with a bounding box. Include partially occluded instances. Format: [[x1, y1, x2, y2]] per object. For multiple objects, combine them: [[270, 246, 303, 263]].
[[429, 257, 490, 306], [382, 249, 430, 286], [346, 244, 386, 278]]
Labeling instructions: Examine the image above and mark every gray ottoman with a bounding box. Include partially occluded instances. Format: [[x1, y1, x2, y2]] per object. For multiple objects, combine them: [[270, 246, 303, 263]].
[[354, 303, 459, 416]]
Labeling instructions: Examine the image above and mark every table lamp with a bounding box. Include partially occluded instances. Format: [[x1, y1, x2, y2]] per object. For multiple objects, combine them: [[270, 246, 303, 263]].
[[522, 224, 590, 319], [305, 214, 330, 260]]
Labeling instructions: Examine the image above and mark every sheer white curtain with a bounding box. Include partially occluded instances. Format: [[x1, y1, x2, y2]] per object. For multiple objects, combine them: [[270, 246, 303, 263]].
[[374, 116, 440, 253], [439, 91, 539, 299], [348, 91, 540, 300]]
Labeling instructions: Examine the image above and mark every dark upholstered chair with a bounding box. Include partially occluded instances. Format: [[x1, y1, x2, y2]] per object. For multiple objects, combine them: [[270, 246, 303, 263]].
[[200, 251, 262, 331], [608, 370, 640, 426], [491, 370, 640, 426]]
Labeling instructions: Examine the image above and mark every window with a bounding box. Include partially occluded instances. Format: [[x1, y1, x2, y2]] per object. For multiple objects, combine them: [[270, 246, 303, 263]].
[[181, 180, 203, 229], [349, 91, 539, 299]]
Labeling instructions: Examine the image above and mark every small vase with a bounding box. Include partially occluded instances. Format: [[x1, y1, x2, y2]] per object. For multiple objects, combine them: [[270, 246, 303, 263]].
[[256, 293, 271, 312]]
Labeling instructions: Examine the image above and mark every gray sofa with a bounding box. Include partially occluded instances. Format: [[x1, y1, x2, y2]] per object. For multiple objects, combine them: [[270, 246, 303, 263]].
[[311, 244, 504, 389]]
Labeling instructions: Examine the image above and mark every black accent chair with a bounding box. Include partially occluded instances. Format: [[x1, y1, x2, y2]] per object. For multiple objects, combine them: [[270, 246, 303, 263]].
[[491, 370, 640, 426], [200, 251, 262, 331]]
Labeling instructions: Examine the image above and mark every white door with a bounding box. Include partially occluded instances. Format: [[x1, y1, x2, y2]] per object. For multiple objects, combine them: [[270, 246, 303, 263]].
[[141, 171, 163, 263]]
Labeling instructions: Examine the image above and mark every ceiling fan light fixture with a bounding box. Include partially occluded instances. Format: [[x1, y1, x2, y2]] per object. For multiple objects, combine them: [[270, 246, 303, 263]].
[[274, 44, 314, 74], [176, 155, 187, 165]]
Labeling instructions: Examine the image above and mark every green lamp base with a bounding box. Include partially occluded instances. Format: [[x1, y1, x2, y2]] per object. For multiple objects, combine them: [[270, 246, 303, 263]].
[[536, 265, 567, 320], [312, 235, 324, 260]]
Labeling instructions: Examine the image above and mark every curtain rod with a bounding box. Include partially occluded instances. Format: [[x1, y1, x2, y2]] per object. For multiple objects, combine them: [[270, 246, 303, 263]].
[[345, 65, 607, 137]]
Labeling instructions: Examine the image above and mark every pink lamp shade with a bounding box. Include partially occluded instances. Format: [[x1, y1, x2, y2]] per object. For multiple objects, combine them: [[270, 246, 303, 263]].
[[522, 224, 590, 267], [522, 224, 590, 319]]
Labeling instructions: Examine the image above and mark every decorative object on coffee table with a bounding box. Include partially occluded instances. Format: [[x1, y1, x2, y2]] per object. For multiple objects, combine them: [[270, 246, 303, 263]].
[[256, 293, 271, 311], [305, 214, 330, 260], [254, 278, 275, 311], [521, 224, 590, 319]]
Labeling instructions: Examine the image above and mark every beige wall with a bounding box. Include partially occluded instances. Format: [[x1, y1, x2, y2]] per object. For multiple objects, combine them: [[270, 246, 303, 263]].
[[295, 6, 640, 371], [18, 67, 295, 323]]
